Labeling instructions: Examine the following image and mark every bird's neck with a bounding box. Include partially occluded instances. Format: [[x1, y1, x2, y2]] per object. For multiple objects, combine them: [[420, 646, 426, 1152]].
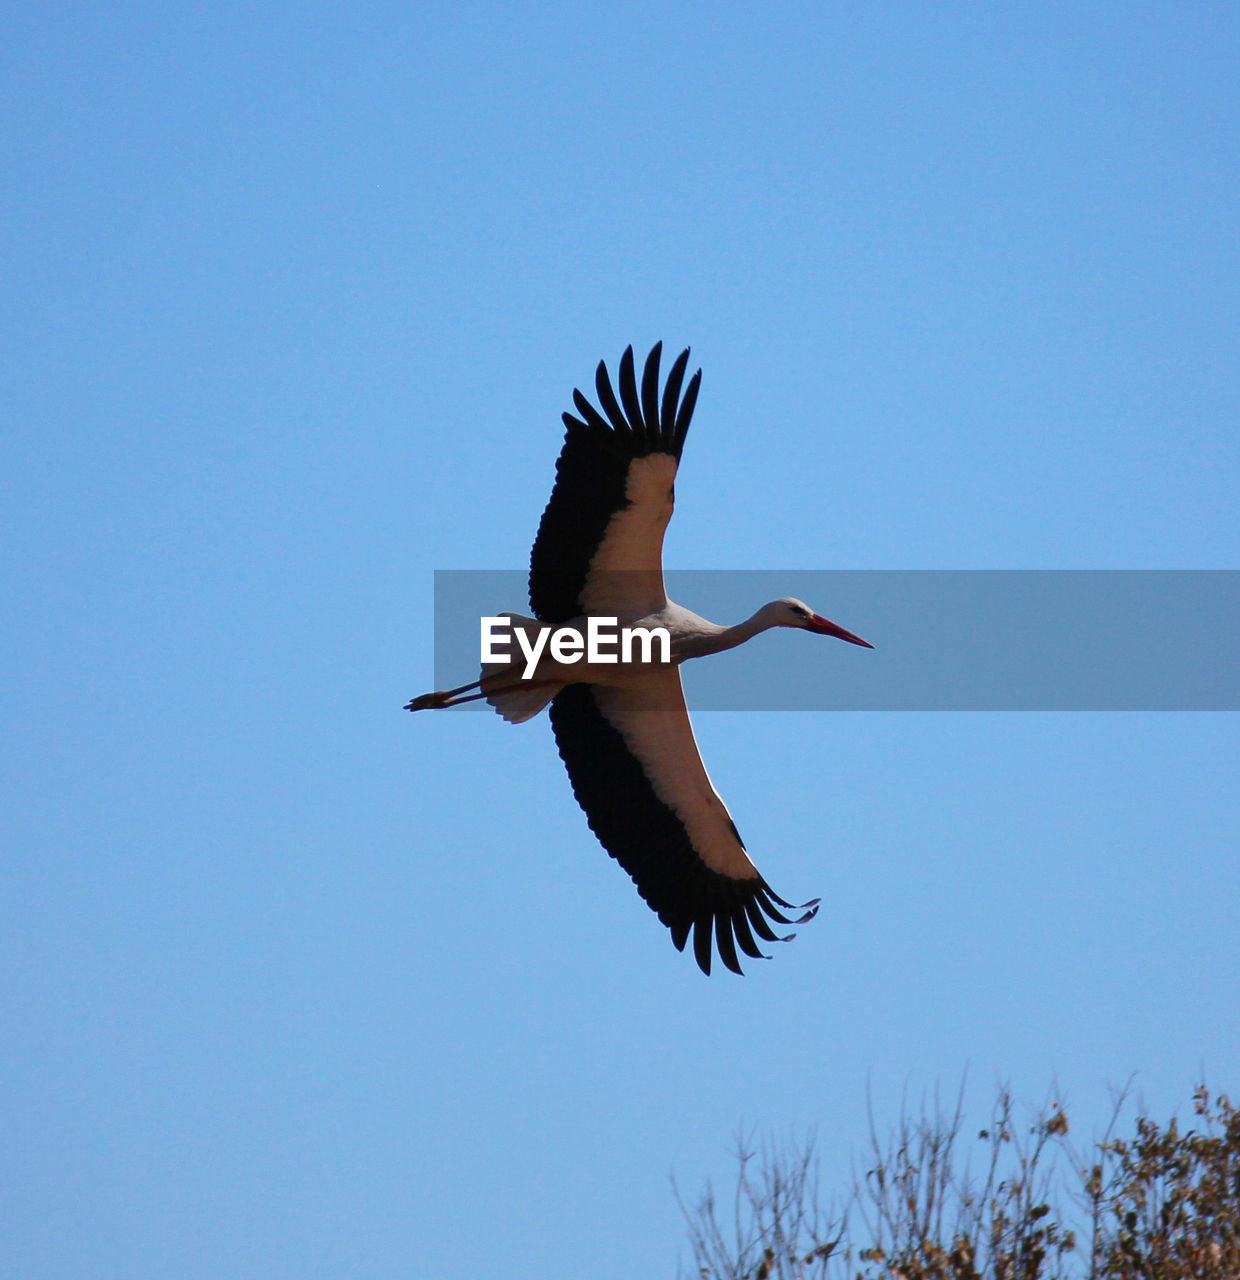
[[678, 608, 772, 660]]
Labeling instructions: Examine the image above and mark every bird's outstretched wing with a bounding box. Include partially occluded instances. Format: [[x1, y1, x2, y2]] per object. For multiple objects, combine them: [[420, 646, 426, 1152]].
[[549, 669, 820, 975], [529, 342, 699, 623]]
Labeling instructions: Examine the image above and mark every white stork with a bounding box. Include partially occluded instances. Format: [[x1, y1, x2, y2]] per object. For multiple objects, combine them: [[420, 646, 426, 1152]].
[[407, 343, 873, 975]]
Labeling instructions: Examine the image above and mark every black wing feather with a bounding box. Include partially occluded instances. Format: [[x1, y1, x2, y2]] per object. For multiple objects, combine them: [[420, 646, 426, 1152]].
[[595, 356, 632, 439], [572, 389, 616, 439], [731, 909, 767, 961], [672, 369, 701, 455], [660, 348, 689, 440], [744, 897, 790, 945], [693, 916, 714, 976], [641, 343, 663, 449], [617, 346, 647, 447], [714, 911, 743, 976]]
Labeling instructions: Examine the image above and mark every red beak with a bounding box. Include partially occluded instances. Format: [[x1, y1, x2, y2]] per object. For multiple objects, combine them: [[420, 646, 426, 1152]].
[[807, 613, 874, 648]]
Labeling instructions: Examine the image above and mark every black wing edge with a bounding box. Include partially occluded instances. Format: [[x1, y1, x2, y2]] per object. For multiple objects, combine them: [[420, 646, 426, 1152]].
[[575, 342, 699, 462], [528, 344, 702, 623], [549, 683, 820, 976]]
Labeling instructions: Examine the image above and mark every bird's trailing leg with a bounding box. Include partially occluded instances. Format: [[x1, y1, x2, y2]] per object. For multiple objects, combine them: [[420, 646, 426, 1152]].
[[404, 678, 485, 712], [404, 673, 557, 714]]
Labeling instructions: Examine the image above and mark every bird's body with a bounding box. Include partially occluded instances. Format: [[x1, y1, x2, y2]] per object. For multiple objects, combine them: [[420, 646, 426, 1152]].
[[408, 344, 872, 974]]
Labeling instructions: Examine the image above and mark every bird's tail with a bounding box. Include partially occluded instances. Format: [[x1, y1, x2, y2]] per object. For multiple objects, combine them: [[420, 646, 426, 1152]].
[[484, 679, 559, 724], [482, 612, 561, 724]]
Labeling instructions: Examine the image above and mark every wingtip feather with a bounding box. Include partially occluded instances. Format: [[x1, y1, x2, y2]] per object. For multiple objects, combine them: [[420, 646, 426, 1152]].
[[617, 345, 646, 447], [595, 358, 630, 436], [673, 367, 702, 452], [692, 915, 713, 975], [732, 908, 768, 961], [641, 343, 663, 449], [714, 911, 744, 975]]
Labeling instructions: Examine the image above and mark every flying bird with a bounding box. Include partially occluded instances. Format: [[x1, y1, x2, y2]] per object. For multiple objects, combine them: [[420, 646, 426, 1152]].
[[407, 344, 872, 974]]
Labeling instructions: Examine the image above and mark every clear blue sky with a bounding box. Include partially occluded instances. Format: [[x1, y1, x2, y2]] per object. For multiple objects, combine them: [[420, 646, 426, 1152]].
[[3, 3, 1237, 1277]]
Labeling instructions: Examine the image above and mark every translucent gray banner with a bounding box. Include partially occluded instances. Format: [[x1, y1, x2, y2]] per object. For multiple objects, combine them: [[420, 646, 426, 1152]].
[[428, 571, 1239, 711]]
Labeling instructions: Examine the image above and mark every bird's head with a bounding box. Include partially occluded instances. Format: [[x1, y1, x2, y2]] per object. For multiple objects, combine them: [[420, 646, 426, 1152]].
[[768, 597, 874, 648]]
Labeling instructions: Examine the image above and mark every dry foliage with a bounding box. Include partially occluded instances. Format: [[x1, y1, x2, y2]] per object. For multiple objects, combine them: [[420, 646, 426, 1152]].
[[678, 1085, 1239, 1280]]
